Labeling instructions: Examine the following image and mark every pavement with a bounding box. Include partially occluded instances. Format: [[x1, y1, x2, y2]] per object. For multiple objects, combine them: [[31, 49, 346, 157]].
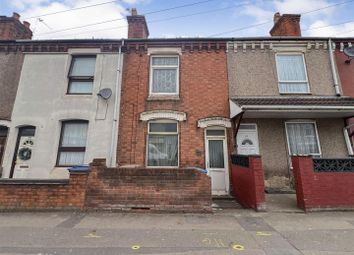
[[0, 195, 354, 255]]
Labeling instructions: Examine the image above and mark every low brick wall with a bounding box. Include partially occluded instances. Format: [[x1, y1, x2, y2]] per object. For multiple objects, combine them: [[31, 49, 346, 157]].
[[0, 171, 88, 210], [85, 159, 212, 212], [230, 155, 265, 211], [292, 156, 354, 211]]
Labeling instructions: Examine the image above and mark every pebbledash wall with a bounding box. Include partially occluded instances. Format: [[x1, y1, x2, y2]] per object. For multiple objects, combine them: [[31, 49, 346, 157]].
[[1, 42, 123, 179], [117, 40, 231, 172], [227, 39, 349, 189]]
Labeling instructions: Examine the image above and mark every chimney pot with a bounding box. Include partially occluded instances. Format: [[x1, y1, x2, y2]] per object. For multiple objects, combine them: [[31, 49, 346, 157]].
[[273, 12, 281, 24], [131, 8, 138, 16], [12, 12, 20, 20], [23, 21, 30, 29]]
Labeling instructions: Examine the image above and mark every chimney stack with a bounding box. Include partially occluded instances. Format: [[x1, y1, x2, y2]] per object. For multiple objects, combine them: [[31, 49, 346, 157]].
[[269, 13, 301, 37], [0, 12, 32, 40], [127, 8, 149, 39]]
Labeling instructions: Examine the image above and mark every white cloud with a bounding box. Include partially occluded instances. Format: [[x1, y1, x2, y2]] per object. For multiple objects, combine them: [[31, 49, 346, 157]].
[[305, 20, 354, 37], [6, 0, 147, 39], [273, 0, 334, 16], [240, 5, 273, 22]]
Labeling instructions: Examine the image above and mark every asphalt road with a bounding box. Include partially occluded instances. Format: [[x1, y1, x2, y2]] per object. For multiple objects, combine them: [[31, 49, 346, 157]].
[[0, 209, 354, 255]]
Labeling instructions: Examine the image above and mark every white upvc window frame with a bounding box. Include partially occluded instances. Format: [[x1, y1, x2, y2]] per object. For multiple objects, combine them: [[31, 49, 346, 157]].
[[284, 120, 322, 157], [149, 55, 180, 96], [275, 53, 310, 94], [146, 119, 179, 168]]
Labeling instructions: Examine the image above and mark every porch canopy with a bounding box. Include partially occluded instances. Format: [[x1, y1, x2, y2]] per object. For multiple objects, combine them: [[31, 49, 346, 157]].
[[230, 96, 354, 119]]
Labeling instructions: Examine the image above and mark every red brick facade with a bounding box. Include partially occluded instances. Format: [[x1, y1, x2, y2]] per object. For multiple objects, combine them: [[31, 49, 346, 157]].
[[335, 41, 354, 147], [117, 42, 231, 170], [230, 155, 265, 211], [292, 156, 354, 211], [335, 41, 354, 97]]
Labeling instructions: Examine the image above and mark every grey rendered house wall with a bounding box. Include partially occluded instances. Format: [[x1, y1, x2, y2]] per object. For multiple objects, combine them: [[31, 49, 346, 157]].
[[0, 52, 24, 121], [227, 48, 336, 97], [227, 44, 348, 189], [241, 118, 348, 179]]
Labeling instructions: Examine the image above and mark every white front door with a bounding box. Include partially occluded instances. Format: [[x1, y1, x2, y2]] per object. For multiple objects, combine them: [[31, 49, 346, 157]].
[[237, 124, 260, 155], [205, 128, 229, 196]]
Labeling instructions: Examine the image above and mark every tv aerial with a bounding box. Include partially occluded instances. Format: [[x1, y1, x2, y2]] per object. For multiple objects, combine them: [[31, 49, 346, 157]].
[[343, 46, 354, 64]]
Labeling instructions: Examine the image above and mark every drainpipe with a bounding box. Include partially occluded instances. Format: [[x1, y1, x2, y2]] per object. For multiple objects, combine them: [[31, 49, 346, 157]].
[[328, 38, 341, 96], [108, 40, 124, 167]]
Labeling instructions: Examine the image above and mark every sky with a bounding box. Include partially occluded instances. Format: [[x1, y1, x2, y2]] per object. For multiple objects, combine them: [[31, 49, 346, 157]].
[[1, 0, 354, 39]]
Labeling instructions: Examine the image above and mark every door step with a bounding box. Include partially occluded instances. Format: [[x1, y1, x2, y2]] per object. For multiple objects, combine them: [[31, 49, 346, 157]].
[[212, 198, 242, 209], [212, 195, 234, 200]]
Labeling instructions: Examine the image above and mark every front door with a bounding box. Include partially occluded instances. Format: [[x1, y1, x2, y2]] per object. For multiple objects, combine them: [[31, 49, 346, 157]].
[[237, 124, 259, 155], [205, 128, 229, 195]]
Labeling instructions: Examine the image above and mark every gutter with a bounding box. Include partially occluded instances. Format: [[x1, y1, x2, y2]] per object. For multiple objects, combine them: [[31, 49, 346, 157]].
[[328, 38, 341, 96], [108, 40, 124, 167], [242, 105, 354, 110]]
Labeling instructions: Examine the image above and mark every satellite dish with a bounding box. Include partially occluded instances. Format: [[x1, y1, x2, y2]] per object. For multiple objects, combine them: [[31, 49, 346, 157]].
[[97, 88, 112, 100], [343, 46, 354, 64]]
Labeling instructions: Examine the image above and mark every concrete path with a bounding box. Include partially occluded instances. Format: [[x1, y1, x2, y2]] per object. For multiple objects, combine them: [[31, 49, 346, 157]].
[[0, 209, 354, 255]]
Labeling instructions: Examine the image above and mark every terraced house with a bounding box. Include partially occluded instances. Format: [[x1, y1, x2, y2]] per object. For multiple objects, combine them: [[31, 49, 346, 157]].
[[118, 10, 232, 196], [0, 13, 124, 179], [229, 13, 354, 192], [0, 13, 32, 176]]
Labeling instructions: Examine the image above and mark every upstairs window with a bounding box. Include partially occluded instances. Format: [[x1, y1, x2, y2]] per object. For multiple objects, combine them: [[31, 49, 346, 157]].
[[147, 121, 178, 167], [150, 56, 179, 95], [276, 54, 309, 94], [68, 56, 96, 94], [57, 120, 88, 166]]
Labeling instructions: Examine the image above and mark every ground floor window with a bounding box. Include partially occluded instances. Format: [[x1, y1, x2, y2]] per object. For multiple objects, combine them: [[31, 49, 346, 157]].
[[285, 122, 321, 156], [147, 120, 178, 167], [57, 120, 88, 166]]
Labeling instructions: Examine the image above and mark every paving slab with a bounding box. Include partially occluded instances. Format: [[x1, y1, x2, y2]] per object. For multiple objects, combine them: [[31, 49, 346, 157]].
[[282, 229, 354, 252], [237, 216, 275, 231], [76, 213, 245, 231], [263, 213, 354, 232]]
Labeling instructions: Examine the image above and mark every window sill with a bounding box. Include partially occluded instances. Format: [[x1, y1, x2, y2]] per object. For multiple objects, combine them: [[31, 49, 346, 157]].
[[279, 92, 312, 95], [147, 95, 180, 101]]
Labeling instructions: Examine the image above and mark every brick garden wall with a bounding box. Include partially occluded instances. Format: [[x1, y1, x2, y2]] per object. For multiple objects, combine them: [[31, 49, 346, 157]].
[[0, 171, 88, 210], [0, 159, 212, 212], [292, 156, 354, 211], [117, 44, 231, 169], [230, 155, 265, 211], [85, 159, 212, 212]]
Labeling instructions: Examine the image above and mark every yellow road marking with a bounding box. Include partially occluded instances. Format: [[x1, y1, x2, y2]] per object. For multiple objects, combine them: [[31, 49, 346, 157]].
[[131, 245, 141, 250], [232, 244, 245, 251], [256, 231, 272, 236]]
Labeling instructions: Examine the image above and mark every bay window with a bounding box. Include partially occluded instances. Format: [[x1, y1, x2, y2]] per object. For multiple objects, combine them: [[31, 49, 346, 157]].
[[147, 120, 178, 167], [149, 56, 179, 95], [57, 120, 88, 166], [276, 54, 309, 93]]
